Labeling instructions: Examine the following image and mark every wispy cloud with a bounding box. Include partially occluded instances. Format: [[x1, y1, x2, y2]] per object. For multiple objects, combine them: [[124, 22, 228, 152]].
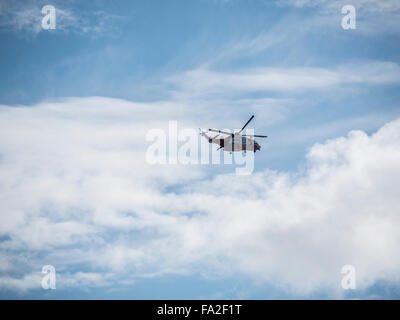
[[276, 0, 400, 35], [0, 273, 42, 293], [0, 0, 122, 36], [165, 61, 400, 99], [277, 0, 400, 12]]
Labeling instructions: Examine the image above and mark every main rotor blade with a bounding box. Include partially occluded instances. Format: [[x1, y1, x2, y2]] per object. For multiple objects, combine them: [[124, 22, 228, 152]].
[[239, 115, 255, 133], [243, 134, 268, 138], [208, 129, 233, 136]]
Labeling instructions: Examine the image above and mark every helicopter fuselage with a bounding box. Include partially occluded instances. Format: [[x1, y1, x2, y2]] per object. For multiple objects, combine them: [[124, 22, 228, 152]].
[[200, 115, 266, 152], [215, 134, 261, 152]]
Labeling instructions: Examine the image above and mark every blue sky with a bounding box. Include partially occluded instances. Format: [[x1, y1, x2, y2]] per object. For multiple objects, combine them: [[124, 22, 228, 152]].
[[0, 0, 400, 299]]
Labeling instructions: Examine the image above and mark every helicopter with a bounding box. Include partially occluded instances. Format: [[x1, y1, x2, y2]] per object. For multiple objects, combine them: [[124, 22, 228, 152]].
[[199, 115, 268, 153]]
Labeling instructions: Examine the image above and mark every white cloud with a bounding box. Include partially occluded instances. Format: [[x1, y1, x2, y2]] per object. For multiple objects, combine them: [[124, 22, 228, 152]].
[[276, 0, 400, 35], [0, 0, 121, 36], [58, 271, 115, 289], [0, 271, 116, 292], [208, 0, 400, 66], [166, 62, 400, 98], [0, 96, 399, 296], [0, 272, 42, 292], [277, 0, 400, 12]]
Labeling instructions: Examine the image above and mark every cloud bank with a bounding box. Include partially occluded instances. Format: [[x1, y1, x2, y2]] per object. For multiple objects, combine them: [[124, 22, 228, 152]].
[[0, 96, 399, 297]]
